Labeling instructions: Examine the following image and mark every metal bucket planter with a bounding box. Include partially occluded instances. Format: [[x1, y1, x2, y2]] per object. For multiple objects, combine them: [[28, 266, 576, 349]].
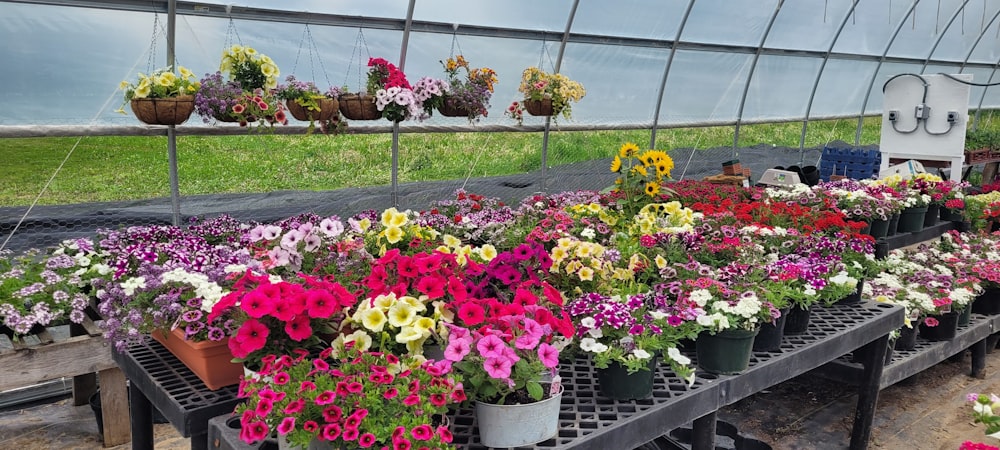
[[475, 384, 563, 448]]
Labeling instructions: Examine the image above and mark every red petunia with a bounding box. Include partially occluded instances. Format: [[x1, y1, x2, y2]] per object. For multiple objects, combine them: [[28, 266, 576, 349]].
[[284, 315, 313, 341], [305, 289, 337, 318], [457, 303, 485, 326]]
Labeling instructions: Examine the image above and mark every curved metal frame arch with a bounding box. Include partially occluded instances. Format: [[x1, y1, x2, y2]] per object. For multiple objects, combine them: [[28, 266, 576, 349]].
[[390, 0, 417, 207], [959, 5, 1000, 72], [539, 0, 579, 190], [649, 0, 697, 149], [799, 0, 861, 154], [732, 0, 785, 154], [920, 0, 972, 73], [854, 0, 921, 146], [972, 54, 1000, 129]]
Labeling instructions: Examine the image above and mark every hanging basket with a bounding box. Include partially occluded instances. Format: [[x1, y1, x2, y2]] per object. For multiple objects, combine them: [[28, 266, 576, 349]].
[[437, 96, 473, 118], [338, 94, 382, 120], [130, 95, 195, 125], [286, 98, 339, 122], [523, 98, 554, 116]]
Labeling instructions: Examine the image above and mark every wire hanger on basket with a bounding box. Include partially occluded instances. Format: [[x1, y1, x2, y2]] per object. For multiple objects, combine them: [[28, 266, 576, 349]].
[[291, 23, 334, 89], [343, 27, 373, 92]]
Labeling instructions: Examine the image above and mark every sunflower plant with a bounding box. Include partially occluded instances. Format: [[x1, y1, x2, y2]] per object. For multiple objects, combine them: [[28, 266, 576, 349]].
[[116, 65, 200, 114], [608, 142, 677, 218]]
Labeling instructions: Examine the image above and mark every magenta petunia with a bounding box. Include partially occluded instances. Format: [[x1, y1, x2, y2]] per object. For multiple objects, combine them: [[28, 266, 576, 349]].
[[302, 421, 319, 432], [283, 398, 305, 414], [410, 424, 433, 441], [277, 417, 296, 435], [358, 432, 378, 448], [306, 289, 337, 318], [402, 393, 421, 406], [483, 356, 513, 379], [383, 387, 399, 399], [457, 303, 485, 326], [342, 427, 360, 441], [537, 342, 559, 369], [321, 423, 342, 441], [240, 290, 275, 318], [234, 319, 269, 355], [315, 390, 336, 405], [245, 421, 269, 442], [284, 314, 313, 341]]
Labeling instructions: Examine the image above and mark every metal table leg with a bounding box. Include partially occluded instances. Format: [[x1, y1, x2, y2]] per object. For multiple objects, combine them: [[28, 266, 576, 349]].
[[850, 334, 890, 450], [972, 339, 987, 379], [129, 382, 154, 450], [691, 411, 717, 450]]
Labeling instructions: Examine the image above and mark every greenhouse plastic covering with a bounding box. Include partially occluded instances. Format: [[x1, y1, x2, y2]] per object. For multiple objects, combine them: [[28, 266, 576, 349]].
[[4, 0, 1000, 134]]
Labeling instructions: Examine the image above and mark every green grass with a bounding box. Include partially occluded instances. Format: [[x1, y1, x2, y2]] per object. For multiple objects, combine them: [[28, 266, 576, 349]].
[[1, 114, 996, 207]]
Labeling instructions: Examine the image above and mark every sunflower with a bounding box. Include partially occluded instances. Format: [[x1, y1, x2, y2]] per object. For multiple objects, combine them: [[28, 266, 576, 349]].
[[645, 182, 660, 197], [610, 155, 622, 173], [619, 142, 640, 158]]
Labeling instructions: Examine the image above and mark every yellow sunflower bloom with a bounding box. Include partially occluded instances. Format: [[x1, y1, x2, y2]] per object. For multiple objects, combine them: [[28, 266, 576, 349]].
[[610, 155, 622, 173], [619, 142, 639, 158], [645, 182, 660, 197]]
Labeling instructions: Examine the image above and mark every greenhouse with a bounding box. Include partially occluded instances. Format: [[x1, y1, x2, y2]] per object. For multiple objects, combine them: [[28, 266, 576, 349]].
[[6, 0, 1000, 449]]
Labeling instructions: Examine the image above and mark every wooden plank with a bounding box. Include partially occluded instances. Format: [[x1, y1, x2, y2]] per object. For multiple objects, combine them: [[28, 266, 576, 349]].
[[34, 328, 54, 345], [0, 334, 117, 392], [98, 367, 131, 447], [79, 315, 103, 337]]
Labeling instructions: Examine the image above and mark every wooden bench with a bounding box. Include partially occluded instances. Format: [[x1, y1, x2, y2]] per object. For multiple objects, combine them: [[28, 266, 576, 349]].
[[0, 312, 130, 447]]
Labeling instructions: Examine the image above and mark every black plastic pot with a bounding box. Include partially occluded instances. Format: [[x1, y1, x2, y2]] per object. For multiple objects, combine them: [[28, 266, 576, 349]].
[[783, 305, 812, 335], [753, 307, 790, 352], [973, 288, 1000, 315], [918, 312, 960, 341], [800, 165, 820, 186], [894, 325, 918, 351]]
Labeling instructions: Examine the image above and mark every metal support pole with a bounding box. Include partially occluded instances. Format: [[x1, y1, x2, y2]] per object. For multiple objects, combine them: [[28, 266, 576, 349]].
[[167, 0, 180, 226], [390, 0, 415, 208], [650, 0, 696, 149], [539, 0, 579, 193]]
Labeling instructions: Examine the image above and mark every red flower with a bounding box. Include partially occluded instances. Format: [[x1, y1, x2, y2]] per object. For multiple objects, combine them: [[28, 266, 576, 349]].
[[415, 275, 446, 299], [305, 289, 337, 318], [232, 319, 269, 356], [240, 290, 275, 318], [457, 302, 485, 326], [284, 314, 313, 341]]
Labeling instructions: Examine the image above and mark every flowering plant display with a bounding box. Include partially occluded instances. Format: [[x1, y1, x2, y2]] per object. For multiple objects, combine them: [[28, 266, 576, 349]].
[[507, 66, 585, 125], [441, 306, 562, 405], [235, 345, 464, 449], [194, 72, 287, 128], [365, 57, 421, 122], [358, 207, 446, 258], [567, 288, 697, 382], [817, 179, 896, 222], [219, 45, 280, 90], [439, 55, 497, 122], [966, 191, 1000, 231], [207, 272, 357, 366], [116, 65, 200, 114], [411, 76, 449, 119], [273, 75, 344, 132], [608, 142, 677, 218], [0, 246, 94, 336], [673, 275, 778, 333], [91, 220, 253, 351], [416, 190, 515, 246]]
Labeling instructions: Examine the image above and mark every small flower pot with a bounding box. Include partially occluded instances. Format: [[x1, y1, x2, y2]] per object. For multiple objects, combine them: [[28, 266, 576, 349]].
[[696, 327, 759, 375], [973, 287, 1000, 315], [596, 356, 657, 401], [783, 305, 812, 335], [151, 328, 243, 390], [130, 95, 195, 125], [940, 207, 963, 222], [753, 307, 790, 352], [958, 306, 972, 327], [868, 219, 890, 239], [887, 213, 900, 236], [897, 206, 928, 233], [923, 204, 941, 227], [523, 98, 554, 116], [894, 325, 918, 351], [918, 311, 960, 341], [836, 279, 865, 305]]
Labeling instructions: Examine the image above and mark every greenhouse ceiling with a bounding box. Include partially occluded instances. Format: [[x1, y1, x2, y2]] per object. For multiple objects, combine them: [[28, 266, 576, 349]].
[[5, 0, 1000, 142]]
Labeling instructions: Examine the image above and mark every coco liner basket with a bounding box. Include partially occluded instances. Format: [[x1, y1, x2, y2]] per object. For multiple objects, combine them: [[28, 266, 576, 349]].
[[338, 93, 382, 120], [285, 98, 339, 122], [437, 96, 473, 117], [523, 98, 554, 116], [130, 95, 195, 125]]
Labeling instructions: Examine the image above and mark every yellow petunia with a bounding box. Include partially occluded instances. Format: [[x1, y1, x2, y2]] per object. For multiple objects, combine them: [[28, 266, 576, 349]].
[[384, 226, 404, 244], [587, 202, 602, 213], [551, 246, 568, 263], [578, 266, 595, 281], [343, 330, 373, 352], [412, 317, 436, 334], [360, 308, 387, 332], [372, 293, 395, 310], [655, 255, 668, 269], [395, 326, 424, 343], [399, 295, 426, 313], [478, 244, 498, 261], [443, 234, 462, 248], [388, 301, 417, 327]]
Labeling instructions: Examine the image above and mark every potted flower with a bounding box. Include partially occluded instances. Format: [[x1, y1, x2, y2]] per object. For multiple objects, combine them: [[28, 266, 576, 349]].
[[507, 66, 585, 125], [235, 344, 464, 449], [0, 246, 95, 337], [440, 305, 564, 448], [412, 76, 449, 121], [567, 289, 697, 400], [116, 65, 200, 125], [207, 271, 357, 373], [339, 57, 420, 122], [274, 75, 342, 132], [195, 45, 287, 129], [437, 55, 497, 122]]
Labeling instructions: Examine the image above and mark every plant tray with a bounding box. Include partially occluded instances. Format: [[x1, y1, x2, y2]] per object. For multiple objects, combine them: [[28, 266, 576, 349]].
[[703, 173, 748, 187]]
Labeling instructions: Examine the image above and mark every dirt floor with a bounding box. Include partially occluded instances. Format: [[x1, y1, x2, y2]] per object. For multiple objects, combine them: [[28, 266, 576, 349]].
[[0, 347, 997, 450]]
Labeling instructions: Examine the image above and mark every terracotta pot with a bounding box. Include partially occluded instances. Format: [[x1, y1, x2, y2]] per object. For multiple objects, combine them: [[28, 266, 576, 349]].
[[338, 94, 381, 120], [285, 98, 339, 122], [151, 328, 242, 390], [523, 98, 554, 116], [130, 95, 195, 125]]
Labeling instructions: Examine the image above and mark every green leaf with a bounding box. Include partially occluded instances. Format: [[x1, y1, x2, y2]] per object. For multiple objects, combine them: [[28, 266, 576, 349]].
[[526, 381, 544, 401]]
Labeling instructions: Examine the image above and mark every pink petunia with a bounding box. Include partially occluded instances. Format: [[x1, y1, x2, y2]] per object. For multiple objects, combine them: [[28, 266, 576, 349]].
[[924, 317, 940, 327], [383, 387, 399, 399], [342, 427, 360, 441], [402, 393, 421, 406], [273, 371, 290, 385], [277, 417, 296, 435], [306, 289, 337, 318], [298, 380, 317, 393], [284, 314, 313, 341], [358, 432, 377, 448], [234, 319, 269, 355], [537, 342, 559, 369], [410, 424, 433, 441], [302, 421, 318, 432], [240, 290, 275, 318], [476, 334, 505, 358], [321, 423, 342, 441], [457, 303, 485, 326], [428, 393, 447, 407], [436, 426, 453, 443], [315, 390, 336, 405], [346, 381, 364, 393], [444, 338, 472, 362], [283, 398, 305, 414], [415, 275, 446, 299], [322, 405, 342, 422], [446, 276, 467, 302], [245, 421, 269, 442], [254, 399, 273, 417], [483, 356, 513, 379]]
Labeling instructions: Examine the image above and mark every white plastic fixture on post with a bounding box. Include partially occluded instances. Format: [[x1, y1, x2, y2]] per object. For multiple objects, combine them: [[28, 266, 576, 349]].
[[878, 73, 972, 181]]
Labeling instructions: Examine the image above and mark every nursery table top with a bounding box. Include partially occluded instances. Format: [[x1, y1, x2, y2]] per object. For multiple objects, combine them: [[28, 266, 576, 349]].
[[203, 301, 903, 450]]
